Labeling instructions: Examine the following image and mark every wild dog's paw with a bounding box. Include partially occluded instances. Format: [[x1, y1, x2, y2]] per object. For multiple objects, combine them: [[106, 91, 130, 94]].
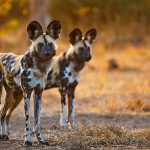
[[24, 141, 32, 146], [61, 124, 67, 129], [60, 119, 67, 129], [70, 122, 76, 128], [0, 135, 9, 140], [39, 140, 49, 146], [67, 121, 76, 129], [60, 122, 67, 129]]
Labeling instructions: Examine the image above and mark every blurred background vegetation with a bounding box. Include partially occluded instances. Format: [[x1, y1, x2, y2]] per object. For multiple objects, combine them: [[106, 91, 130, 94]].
[[0, 0, 150, 134], [0, 0, 150, 52]]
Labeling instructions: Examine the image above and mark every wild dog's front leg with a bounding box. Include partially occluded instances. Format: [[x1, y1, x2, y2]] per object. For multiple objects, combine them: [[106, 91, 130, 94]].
[[1, 93, 12, 140], [67, 82, 78, 127], [33, 89, 49, 145], [5, 90, 23, 138], [67, 91, 75, 127], [23, 90, 32, 146], [0, 84, 13, 140], [59, 86, 67, 128]]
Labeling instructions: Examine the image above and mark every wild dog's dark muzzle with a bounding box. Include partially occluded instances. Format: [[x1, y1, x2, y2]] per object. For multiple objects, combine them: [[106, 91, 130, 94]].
[[85, 48, 92, 61], [44, 49, 56, 57], [44, 43, 56, 57]]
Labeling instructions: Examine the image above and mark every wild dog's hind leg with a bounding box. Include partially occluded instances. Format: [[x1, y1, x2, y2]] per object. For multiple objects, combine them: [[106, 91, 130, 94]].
[[33, 88, 49, 145], [67, 91, 75, 127], [4, 90, 23, 138], [0, 83, 13, 140]]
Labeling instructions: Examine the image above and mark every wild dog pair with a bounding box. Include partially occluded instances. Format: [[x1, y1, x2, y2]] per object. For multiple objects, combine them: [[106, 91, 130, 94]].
[[0, 22, 97, 145], [0, 20, 61, 146]]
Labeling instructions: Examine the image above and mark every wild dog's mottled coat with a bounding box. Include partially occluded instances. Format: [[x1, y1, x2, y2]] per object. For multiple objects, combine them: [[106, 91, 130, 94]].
[[0, 20, 61, 146]]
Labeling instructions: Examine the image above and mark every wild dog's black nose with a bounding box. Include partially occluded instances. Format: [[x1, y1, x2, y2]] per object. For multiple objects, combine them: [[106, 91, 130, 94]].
[[45, 51, 51, 56], [86, 56, 92, 61], [44, 49, 56, 57]]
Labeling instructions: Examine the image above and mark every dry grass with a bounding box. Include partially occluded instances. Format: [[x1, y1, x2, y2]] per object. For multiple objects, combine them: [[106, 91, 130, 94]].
[[125, 96, 144, 111], [45, 122, 150, 150]]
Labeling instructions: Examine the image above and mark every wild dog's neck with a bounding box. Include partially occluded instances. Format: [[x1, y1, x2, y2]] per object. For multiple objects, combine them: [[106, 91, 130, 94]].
[[65, 49, 85, 72], [24, 49, 51, 73]]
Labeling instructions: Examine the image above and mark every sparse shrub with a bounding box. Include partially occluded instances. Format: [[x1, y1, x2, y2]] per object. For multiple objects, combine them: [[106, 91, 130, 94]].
[[125, 98, 144, 111]]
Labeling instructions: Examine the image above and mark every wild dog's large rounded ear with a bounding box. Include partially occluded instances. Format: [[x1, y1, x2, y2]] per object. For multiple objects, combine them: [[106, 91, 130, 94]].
[[85, 28, 97, 44], [46, 20, 61, 40], [69, 28, 82, 45], [27, 21, 43, 40]]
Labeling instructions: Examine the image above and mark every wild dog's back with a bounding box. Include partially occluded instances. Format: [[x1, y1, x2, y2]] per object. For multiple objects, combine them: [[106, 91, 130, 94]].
[[0, 52, 23, 92], [0, 53, 11, 104]]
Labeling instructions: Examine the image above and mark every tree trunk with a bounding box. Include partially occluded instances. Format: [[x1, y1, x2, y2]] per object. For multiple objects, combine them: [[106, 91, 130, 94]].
[[30, 0, 50, 30]]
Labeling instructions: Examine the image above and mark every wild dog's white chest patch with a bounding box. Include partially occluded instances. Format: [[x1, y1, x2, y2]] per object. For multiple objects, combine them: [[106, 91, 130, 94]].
[[27, 69, 47, 89], [63, 65, 80, 84]]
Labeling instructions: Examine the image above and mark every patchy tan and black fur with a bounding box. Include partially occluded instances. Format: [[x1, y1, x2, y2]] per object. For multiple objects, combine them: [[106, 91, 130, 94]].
[[45, 28, 97, 127], [0, 20, 61, 146]]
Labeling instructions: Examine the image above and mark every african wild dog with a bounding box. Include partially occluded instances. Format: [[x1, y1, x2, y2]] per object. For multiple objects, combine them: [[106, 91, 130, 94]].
[[45, 28, 97, 128], [0, 20, 61, 146]]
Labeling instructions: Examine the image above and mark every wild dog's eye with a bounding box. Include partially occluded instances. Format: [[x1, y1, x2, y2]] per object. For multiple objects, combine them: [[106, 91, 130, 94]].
[[38, 43, 44, 48], [48, 43, 55, 49], [48, 43, 53, 47]]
